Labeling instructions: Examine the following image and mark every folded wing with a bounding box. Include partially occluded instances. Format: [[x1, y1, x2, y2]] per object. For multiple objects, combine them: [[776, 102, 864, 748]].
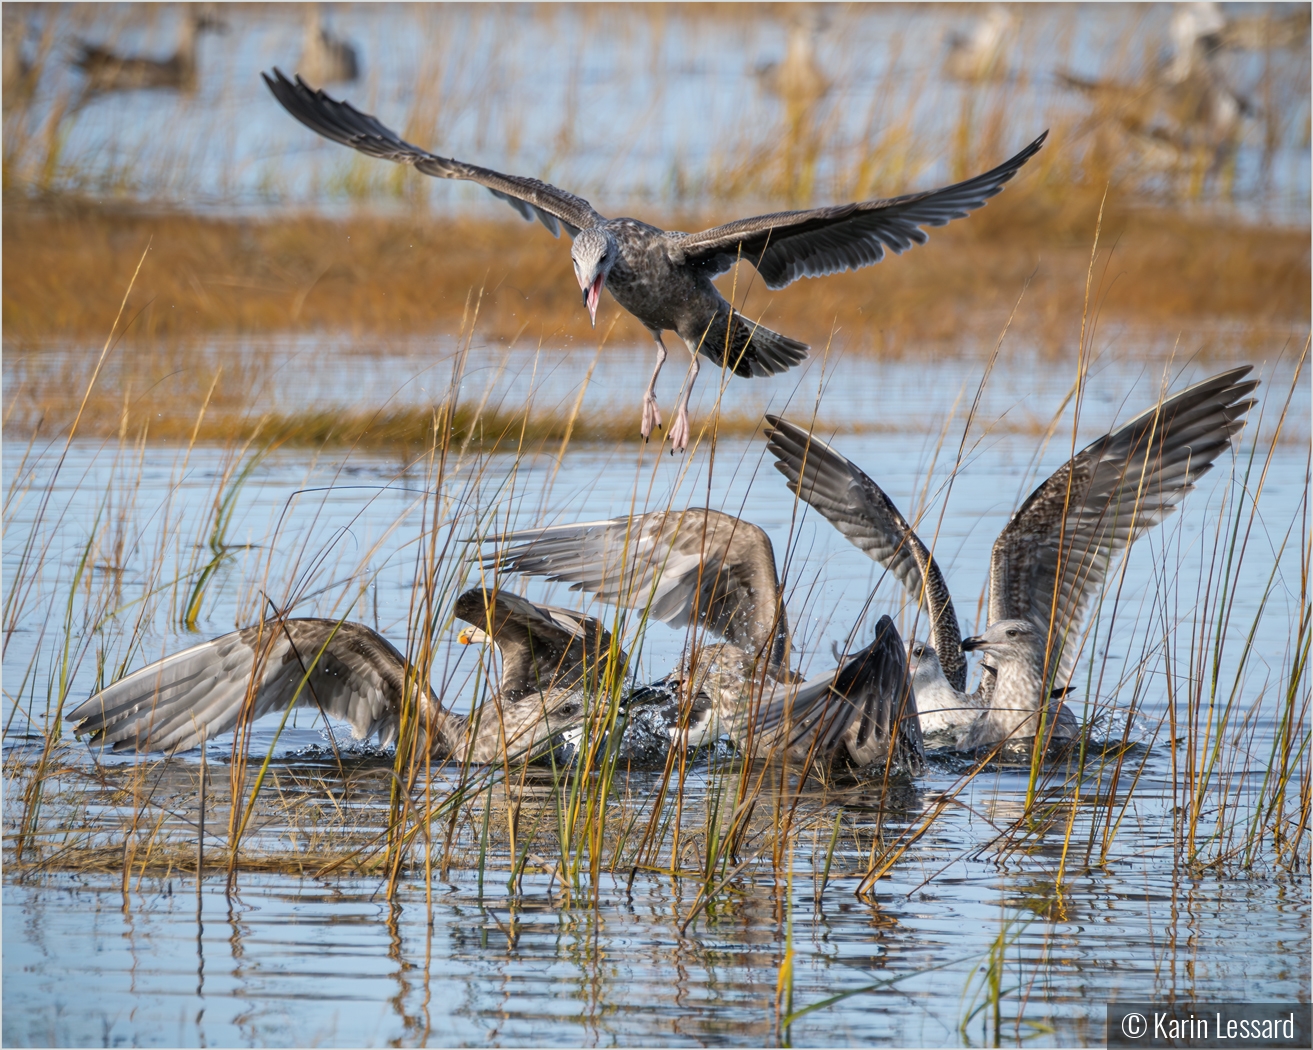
[[753, 616, 923, 770], [453, 587, 627, 702]]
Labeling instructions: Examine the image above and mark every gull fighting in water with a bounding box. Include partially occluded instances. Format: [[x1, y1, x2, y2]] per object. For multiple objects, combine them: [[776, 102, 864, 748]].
[[766, 366, 1257, 749], [68, 588, 625, 764], [264, 69, 1046, 452], [483, 508, 924, 772]]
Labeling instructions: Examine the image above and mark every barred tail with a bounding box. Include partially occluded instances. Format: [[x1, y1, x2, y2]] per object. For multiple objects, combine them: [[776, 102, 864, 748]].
[[698, 308, 809, 378]]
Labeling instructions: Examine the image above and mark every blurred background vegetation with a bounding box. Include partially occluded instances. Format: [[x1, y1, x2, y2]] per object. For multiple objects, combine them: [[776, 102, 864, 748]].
[[3, 2, 1309, 440]]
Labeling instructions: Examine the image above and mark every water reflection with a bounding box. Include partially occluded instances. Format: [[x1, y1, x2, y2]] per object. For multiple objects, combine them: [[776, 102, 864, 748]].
[[3, 351, 1308, 1045]]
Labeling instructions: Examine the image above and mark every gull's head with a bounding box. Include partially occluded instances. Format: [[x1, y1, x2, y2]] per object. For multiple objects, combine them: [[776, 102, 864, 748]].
[[960, 619, 1044, 665], [906, 640, 944, 689], [457, 625, 490, 646], [570, 228, 617, 328]]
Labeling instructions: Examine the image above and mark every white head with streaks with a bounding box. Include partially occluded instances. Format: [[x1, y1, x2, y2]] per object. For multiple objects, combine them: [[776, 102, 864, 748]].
[[906, 639, 947, 691], [570, 227, 619, 327]]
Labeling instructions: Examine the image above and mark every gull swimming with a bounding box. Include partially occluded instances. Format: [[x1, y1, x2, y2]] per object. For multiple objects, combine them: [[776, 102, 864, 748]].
[[263, 68, 1046, 452], [68, 587, 625, 764], [765, 366, 1257, 749], [483, 508, 923, 772]]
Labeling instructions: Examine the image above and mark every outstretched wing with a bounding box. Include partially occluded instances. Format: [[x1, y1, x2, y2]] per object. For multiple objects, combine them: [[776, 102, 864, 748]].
[[68, 619, 417, 754], [764, 415, 965, 691], [990, 367, 1258, 686], [482, 509, 790, 672], [263, 69, 604, 237], [676, 132, 1046, 288], [452, 588, 627, 702]]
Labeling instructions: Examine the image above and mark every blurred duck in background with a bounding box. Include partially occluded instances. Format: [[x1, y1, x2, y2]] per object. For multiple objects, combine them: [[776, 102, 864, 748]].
[[754, 6, 830, 108], [298, 3, 359, 85], [1057, 2, 1305, 187], [72, 4, 226, 100]]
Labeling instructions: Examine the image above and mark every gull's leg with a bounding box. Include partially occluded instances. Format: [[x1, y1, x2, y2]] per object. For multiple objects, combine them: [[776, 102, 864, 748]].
[[641, 331, 667, 441], [668, 352, 701, 454]]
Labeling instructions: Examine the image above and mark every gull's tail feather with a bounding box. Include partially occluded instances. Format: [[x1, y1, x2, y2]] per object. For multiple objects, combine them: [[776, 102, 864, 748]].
[[702, 308, 809, 378]]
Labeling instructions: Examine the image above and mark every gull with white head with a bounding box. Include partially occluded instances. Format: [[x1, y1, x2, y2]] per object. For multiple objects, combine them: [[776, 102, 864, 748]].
[[766, 366, 1258, 750], [263, 69, 1046, 452]]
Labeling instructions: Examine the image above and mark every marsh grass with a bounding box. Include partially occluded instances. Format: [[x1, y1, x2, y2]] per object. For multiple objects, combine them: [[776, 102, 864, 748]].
[[4, 245, 1308, 913], [3, 199, 1306, 354], [2, 7, 1309, 1036]]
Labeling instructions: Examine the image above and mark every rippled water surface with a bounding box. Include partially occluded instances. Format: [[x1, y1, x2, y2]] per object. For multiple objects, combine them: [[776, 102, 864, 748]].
[[4, 347, 1309, 1046]]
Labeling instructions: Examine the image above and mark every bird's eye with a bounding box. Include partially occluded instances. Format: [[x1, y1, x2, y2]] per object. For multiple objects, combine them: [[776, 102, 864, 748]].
[[912, 646, 923, 657], [1006, 629, 1018, 638]]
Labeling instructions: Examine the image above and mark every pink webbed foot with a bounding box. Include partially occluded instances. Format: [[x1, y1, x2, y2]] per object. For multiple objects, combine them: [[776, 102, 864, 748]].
[[668, 404, 691, 454], [640, 394, 663, 441]]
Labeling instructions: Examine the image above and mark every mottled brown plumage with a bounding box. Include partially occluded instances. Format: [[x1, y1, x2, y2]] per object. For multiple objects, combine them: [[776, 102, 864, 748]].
[[263, 68, 1045, 450], [68, 588, 624, 763], [484, 509, 923, 772]]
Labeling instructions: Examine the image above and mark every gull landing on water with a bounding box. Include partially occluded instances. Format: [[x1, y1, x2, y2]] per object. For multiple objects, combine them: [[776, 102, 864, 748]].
[[766, 366, 1258, 750], [263, 69, 1046, 452]]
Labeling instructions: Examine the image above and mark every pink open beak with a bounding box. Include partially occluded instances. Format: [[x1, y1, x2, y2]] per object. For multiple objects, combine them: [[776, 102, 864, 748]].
[[582, 273, 603, 327]]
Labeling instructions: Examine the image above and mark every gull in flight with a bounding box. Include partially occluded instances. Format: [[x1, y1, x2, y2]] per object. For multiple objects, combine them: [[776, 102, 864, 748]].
[[264, 69, 1046, 452]]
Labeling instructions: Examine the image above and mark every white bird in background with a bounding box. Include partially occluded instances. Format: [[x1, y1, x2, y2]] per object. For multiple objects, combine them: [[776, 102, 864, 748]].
[[945, 5, 1017, 84]]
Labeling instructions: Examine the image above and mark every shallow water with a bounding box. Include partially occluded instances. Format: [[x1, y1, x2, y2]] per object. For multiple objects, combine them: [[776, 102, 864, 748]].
[[3, 350, 1309, 1045], [7, 4, 1309, 218], [4, 782, 1308, 1047]]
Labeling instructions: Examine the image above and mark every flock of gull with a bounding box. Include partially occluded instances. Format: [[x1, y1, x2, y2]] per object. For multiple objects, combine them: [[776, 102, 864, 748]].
[[69, 71, 1259, 780]]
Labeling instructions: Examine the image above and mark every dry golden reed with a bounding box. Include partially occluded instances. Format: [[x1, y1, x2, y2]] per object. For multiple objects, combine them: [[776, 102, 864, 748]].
[[4, 192, 1307, 354]]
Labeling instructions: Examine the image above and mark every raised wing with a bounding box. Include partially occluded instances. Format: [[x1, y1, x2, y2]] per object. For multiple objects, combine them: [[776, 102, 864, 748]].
[[263, 69, 604, 237], [483, 509, 790, 673], [677, 131, 1046, 289], [753, 616, 923, 772], [990, 366, 1258, 686], [764, 415, 966, 691], [68, 619, 419, 754], [452, 588, 627, 702]]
